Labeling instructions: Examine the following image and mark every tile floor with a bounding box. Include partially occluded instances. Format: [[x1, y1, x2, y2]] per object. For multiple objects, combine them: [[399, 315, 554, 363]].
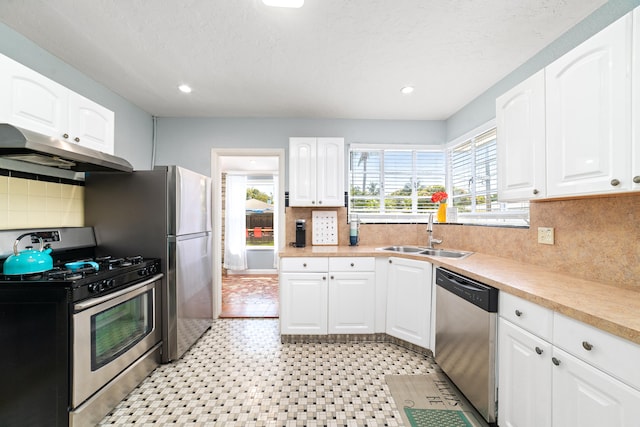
[[220, 274, 279, 318], [99, 318, 435, 426]]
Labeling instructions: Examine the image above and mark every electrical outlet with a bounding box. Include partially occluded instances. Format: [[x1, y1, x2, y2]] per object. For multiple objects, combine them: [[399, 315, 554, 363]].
[[538, 227, 555, 245]]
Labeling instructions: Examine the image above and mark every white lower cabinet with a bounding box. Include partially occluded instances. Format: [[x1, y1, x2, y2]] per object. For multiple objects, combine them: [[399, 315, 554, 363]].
[[280, 271, 328, 335], [498, 318, 552, 427], [280, 257, 375, 335], [385, 257, 432, 348], [498, 293, 640, 427], [552, 347, 640, 427]]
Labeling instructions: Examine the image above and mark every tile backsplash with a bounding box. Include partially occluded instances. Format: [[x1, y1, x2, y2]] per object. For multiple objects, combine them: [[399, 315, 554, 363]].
[[0, 175, 84, 229]]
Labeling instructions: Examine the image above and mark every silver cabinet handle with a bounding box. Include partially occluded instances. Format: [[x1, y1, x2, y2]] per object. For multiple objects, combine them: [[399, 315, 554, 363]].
[[74, 137, 80, 142], [350, 262, 354, 267], [633, 176, 640, 184], [303, 263, 307, 267], [582, 341, 593, 351], [535, 347, 543, 355], [311, 201, 315, 204], [318, 200, 322, 204], [389, 259, 392, 264], [610, 179, 620, 186], [552, 357, 561, 366], [330, 275, 334, 280], [533, 189, 539, 195], [515, 309, 523, 317], [63, 133, 69, 139], [322, 276, 326, 280]]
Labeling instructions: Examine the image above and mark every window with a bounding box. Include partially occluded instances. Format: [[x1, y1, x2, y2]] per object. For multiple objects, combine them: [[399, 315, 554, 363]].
[[349, 145, 445, 222], [447, 123, 529, 225]]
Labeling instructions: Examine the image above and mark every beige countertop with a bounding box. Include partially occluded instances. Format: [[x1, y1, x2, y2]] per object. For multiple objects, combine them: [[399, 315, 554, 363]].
[[279, 245, 640, 346]]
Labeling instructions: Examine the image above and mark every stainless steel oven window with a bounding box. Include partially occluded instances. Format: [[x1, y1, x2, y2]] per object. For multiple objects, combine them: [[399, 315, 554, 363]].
[[91, 290, 153, 370]]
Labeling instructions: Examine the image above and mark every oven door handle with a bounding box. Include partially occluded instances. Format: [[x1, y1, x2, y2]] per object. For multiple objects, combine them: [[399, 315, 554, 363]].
[[74, 273, 163, 311]]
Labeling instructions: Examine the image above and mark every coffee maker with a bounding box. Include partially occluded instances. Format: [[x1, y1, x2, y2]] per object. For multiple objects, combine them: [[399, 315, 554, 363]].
[[295, 219, 306, 247]]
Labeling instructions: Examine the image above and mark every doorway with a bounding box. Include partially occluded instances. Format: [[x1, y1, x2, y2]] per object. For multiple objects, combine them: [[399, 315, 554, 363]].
[[211, 149, 285, 319]]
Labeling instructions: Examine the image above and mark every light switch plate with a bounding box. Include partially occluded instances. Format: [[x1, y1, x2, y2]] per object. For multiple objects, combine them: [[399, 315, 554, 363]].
[[538, 227, 555, 245]]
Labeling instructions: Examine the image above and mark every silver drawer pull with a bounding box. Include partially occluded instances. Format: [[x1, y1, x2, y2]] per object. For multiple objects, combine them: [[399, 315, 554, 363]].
[[350, 263, 355, 267], [535, 347, 543, 355], [582, 341, 593, 351], [322, 276, 326, 280], [303, 263, 307, 267], [610, 178, 620, 186], [634, 176, 640, 184], [515, 309, 523, 317], [552, 357, 561, 366]]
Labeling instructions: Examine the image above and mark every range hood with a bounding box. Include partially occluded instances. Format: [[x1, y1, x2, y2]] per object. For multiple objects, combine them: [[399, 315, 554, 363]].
[[0, 123, 133, 173]]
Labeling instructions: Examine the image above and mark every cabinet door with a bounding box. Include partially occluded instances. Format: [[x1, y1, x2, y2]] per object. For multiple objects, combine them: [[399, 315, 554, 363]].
[[385, 257, 431, 347], [279, 272, 327, 334], [328, 272, 375, 334], [497, 70, 546, 201], [0, 54, 68, 137], [633, 7, 640, 191], [498, 319, 552, 427], [288, 137, 317, 206], [316, 137, 345, 207], [552, 347, 640, 427], [546, 14, 632, 196], [68, 92, 115, 154]]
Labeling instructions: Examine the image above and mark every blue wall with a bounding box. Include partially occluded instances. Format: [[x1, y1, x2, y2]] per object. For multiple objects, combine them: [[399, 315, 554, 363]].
[[0, 23, 154, 170], [155, 117, 445, 177]]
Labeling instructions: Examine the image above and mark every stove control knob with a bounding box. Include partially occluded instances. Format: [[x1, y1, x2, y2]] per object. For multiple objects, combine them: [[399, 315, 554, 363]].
[[89, 283, 99, 293], [138, 268, 148, 276], [106, 279, 115, 289], [149, 265, 158, 274]]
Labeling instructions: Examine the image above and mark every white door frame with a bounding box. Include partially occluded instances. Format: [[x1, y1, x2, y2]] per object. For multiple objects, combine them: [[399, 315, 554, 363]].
[[211, 148, 285, 318]]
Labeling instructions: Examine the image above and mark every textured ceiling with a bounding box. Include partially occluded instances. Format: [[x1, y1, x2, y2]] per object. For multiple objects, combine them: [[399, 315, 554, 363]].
[[0, 0, 605, 120]]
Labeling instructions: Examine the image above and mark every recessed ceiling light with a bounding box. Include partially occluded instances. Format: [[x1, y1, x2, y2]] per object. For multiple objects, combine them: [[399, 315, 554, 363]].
[[401, 86, 414, 94], [262, 0, 304, 8], [178, 84, 192, 93]]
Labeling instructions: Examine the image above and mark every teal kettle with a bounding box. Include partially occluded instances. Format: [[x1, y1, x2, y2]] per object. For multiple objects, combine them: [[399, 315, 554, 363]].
[[3, 233, 53, 275]]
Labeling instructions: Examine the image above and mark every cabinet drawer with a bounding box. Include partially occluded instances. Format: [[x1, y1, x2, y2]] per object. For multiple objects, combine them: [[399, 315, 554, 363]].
[[499, 292, 553, 341], [329, 257, 375, 272], [280, 257, 328, 272], [554, 313, 640, 390]]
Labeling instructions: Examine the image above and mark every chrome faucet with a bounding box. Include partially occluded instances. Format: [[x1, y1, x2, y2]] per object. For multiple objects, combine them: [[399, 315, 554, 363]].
[[427, 213, 443, 249]]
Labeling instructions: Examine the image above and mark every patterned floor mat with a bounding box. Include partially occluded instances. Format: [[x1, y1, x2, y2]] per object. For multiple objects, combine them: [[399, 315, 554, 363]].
[[405, 408, 473, 427], [386, 373, 489, 427]]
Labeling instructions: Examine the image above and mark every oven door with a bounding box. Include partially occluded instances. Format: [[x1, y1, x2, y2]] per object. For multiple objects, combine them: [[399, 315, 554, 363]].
[[72, 274, 162, 408]]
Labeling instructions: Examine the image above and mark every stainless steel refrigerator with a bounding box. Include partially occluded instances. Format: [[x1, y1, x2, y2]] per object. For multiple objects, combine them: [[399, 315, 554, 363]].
[[85, 165, 213, 362]]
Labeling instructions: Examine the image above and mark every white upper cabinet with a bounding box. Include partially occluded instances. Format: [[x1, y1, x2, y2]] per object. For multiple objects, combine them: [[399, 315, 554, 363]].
[[289, 137, 344, 207], [497, 70, 546, 201], [633, 7, 640, 190], [545, 13, 632, 197], [68, 92, 115, 154], [0, 53, 115, 155], [0, 54, 68, 138]]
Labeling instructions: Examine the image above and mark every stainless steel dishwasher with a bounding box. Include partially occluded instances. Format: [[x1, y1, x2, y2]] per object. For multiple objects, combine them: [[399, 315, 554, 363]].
[[435, 267, 499, 426]]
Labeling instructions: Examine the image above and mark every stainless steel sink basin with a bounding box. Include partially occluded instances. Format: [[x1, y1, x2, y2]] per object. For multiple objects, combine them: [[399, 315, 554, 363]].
[[419, 248, 472, 259], [377, 246, 472, 259], [378, 245, 425, 253]]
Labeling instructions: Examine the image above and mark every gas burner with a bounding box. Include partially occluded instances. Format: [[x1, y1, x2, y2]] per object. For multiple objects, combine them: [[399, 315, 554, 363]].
[[126, 256, 143, 265]]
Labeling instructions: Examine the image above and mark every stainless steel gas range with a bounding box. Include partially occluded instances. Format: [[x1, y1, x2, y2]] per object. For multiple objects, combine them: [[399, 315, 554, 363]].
[[0, 227, 163, 427]]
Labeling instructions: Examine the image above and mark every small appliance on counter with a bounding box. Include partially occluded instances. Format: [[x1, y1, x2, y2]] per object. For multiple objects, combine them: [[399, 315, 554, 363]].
[[295, 219, 306, 247]]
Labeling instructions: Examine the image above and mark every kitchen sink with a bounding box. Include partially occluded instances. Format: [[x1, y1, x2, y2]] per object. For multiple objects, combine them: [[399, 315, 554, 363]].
[[377, 246, 472, 259], [378, 245, 426, 253], [419, 248, 472, 259]]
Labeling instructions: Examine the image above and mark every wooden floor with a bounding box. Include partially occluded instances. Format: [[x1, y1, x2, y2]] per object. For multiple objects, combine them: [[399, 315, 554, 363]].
[[219, 274, 279, 318]]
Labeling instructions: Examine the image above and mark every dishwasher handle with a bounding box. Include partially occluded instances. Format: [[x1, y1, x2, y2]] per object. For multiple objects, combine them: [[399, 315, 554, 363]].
[[435, 268, 498, 312]]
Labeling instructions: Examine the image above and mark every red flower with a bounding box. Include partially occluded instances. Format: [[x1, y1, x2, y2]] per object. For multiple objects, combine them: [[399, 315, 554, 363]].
[[431, 191, 448, 203]]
